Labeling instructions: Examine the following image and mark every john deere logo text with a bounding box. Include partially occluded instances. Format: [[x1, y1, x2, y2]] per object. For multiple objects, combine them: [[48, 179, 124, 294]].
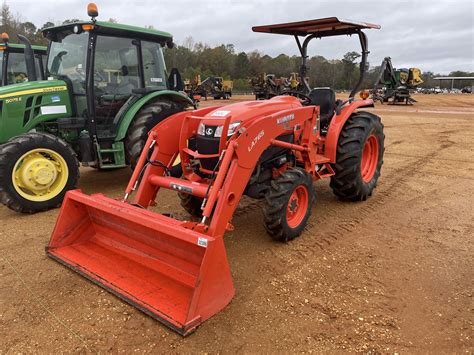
[[248, 130, 264, 152], [43, 86, 67, 93]]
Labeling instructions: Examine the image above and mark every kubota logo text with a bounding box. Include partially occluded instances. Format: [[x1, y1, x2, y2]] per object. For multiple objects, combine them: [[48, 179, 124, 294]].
[[277, 113, 295, 125], [248, 130, 264, 152]]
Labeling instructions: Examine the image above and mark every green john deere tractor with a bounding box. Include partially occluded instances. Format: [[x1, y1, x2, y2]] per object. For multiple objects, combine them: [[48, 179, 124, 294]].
[[0, 33, 47, 86], [0, 4, 193, 213]]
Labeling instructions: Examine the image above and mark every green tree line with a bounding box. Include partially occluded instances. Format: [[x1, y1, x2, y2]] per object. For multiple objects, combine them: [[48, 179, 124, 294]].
[[163, 39, 373, 91], [1, 2, 472, 91]]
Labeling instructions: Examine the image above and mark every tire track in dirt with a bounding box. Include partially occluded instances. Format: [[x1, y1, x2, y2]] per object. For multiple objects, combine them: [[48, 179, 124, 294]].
[[292, 129, 457, 254]]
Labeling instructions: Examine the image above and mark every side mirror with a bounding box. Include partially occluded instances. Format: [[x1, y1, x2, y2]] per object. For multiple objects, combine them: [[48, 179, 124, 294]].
[[166, 41, 175, 49]]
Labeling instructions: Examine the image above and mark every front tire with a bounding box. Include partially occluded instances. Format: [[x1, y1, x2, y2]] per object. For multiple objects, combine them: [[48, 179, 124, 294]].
[[330, 111, 384, 201], [125, 99, 184, 169], [263, 168, 315, 242], [0, 132, 79, 213]]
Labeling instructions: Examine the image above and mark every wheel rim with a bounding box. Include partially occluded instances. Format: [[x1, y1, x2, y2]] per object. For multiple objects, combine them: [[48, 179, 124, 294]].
[[12, 148, 69, 202], [361, 134, 379, 183], [286, 185, 309, 228]]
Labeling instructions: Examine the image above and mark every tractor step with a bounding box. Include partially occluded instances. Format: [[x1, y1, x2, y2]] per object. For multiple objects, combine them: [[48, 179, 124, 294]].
[[96, 142, 126, 169], [315, 163, 335, 179]]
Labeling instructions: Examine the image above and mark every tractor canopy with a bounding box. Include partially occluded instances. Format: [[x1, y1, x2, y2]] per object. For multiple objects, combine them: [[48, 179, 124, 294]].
[[252, 17, 380, 37], [253, 17, 380, 97]]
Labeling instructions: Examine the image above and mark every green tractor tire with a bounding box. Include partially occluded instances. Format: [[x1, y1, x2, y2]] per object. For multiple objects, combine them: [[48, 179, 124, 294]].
[[125, 98, 185, 169], [0, 132, 79, 213]]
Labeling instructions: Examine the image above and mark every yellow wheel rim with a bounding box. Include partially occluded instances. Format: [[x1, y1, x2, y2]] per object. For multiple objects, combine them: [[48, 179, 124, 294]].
[[12, 148, 69, 202]]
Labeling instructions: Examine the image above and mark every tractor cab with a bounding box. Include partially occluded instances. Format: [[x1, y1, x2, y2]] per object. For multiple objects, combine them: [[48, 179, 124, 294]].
[[0, 33, 47, 86], [21, 3, 194, 169], [43, 10, 184, 143], [253, 17, 380, 131]]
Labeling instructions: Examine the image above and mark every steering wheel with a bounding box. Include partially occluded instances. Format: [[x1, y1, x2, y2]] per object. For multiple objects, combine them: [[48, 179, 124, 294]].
[[281, 90, 312, 106]]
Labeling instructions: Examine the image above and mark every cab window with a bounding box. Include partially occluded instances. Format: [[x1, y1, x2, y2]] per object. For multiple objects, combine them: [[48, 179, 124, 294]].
[[93, 35, 140, 124], [94, 35, 140, 96], [142, 41, 166, 88], [7, 52, 28, 84]]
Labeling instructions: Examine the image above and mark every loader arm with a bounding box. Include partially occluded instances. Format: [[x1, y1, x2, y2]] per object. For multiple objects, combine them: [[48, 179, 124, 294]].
[[373, 57, 389, 88], [374, 57, 398, 88], [129, 105, 223, 206], [131, 104, 323, 238]]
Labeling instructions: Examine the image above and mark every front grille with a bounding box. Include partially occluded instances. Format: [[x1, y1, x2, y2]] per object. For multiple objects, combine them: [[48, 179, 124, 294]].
[[196, 133, 220, 171]]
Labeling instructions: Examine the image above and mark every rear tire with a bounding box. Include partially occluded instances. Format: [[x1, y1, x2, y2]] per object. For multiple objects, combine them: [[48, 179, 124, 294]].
[[330, 111, 384, 201], [125, 99, 184, 169], [263, 168, 315, 242], [0, 132, 79, 213]]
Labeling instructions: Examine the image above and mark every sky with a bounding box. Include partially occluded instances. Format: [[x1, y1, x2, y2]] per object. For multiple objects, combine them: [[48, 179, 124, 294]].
[[10, 0, 474, 74]]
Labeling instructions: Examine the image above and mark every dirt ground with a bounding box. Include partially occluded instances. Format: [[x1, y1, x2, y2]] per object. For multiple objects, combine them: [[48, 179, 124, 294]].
[[1, 94, 473, 353]]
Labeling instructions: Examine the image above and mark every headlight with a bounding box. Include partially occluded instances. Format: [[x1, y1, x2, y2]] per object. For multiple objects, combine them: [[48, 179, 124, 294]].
[[214, 121, 241, 137], [197, 122, 206, 136]]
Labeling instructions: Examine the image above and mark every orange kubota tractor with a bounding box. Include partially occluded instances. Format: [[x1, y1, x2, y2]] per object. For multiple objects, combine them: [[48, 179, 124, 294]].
[[47, 18, 383, 335]]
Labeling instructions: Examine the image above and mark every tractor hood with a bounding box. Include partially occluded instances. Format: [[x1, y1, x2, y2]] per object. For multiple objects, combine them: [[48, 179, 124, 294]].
[[0, 79, 72, 144], [200, 96, 302, 127], [0, 79, 67, 99]]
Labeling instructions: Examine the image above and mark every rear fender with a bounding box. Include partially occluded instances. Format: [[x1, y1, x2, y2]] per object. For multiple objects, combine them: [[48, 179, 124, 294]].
[[115, 90, 195, 142], [325, 99, 374, 163]]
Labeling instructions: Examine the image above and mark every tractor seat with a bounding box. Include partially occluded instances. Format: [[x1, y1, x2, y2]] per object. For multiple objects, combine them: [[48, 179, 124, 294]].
[[168, 68, 184, 91], [309, 88, 336, 130]]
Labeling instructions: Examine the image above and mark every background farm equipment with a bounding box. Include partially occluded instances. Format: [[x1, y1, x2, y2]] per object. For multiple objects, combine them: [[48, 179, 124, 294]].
[[0, 32, 47, 86], [201, 76, 233, 99], [370, 57, 423, 104], [250, 73, 283, 99], [0, 4, 193, 214], [47, 17, 383, 335], [250, 72, 307, 100], [184, 75, 233, 101]]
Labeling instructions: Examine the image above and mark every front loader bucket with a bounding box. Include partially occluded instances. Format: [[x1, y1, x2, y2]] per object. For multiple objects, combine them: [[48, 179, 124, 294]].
[[46, 190, 234, 335]]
